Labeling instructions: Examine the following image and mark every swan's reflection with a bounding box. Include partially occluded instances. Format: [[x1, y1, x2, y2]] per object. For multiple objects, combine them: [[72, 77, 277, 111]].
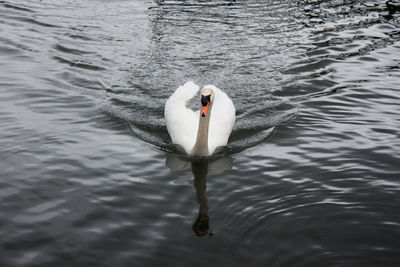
[[191, 160, 211, 237], [165, 154, 232, 237]]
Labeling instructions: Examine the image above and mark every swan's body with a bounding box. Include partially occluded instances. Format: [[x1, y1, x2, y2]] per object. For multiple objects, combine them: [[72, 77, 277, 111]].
[[165, 81, 235, 156]]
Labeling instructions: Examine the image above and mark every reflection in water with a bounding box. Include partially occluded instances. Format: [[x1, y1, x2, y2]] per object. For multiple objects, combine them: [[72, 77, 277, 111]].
[[165, 154, 232, 237], [165, 153, 232, 184], [191, 160, 211, 237]]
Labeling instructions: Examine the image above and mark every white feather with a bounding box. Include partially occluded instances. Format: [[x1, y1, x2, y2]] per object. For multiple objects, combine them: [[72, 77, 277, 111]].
[[204, 84, 236, 154], [165, 81, 200, 154]]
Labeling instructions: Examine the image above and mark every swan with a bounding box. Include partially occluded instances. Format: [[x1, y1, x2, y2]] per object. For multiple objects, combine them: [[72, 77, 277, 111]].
[[165, 81, 236, 156]]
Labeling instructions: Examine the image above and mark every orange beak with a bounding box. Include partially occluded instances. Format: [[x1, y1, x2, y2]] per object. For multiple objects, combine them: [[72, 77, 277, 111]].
[[201, 102, 209, 117]]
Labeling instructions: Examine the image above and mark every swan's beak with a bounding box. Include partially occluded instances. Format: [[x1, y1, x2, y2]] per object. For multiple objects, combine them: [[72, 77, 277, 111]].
[[201, 102, 209, 117], [200, 94, 211, 117]]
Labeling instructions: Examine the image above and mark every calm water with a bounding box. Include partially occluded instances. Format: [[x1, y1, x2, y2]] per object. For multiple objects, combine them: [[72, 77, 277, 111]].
[[1, 0, 400, 266]]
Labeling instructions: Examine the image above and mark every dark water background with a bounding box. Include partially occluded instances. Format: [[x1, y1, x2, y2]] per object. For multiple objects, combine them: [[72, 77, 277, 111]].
[[1, 0, 400, 266]]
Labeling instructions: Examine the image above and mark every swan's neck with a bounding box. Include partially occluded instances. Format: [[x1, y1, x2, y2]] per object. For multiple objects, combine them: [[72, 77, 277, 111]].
[[191, 104, 213, 156]]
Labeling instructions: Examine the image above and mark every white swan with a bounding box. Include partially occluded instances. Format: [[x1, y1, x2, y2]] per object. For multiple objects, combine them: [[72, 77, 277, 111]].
[[165, 81, 236, 156]]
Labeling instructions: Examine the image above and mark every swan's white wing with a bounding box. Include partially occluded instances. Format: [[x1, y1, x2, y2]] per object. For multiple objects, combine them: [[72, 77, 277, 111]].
[[165, 81, 200, 154], [207, 86, 236, 154]]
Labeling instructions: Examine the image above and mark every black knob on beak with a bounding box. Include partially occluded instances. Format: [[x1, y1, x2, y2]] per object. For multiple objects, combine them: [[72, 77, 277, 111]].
[[201, 95, 210, 106]]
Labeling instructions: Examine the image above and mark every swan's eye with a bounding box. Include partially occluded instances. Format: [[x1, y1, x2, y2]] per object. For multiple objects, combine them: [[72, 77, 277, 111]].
[[201, 94, 211, 106]]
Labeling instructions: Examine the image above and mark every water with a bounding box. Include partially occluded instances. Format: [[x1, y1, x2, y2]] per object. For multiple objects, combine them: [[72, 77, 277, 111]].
[[1, 0, 399, 266]]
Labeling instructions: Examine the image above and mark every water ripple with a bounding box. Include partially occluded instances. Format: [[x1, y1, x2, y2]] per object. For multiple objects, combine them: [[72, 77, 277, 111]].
[[1, 0, 400, 266]]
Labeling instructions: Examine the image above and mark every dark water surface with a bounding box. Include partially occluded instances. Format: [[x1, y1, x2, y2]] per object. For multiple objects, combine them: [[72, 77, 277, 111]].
[[1, 0, 400, 266]]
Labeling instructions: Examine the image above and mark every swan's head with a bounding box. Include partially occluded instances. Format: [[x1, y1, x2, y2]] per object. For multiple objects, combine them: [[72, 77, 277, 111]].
[[200, 87, 215, 118]]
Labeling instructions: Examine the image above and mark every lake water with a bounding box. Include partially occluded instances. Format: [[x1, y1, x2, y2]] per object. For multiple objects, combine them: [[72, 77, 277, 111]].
[[1, 0, 400, 266]]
